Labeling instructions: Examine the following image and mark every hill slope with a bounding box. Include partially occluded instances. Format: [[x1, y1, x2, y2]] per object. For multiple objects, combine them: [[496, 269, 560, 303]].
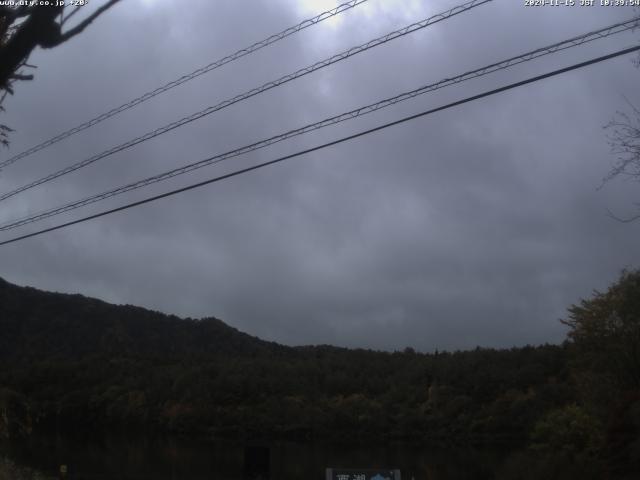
[[0, 276, 282, 361], [0, 276, 571, 444]]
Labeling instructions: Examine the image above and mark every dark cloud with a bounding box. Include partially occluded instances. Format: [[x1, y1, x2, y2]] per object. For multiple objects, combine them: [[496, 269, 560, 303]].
[[1, 0, 639, 351]]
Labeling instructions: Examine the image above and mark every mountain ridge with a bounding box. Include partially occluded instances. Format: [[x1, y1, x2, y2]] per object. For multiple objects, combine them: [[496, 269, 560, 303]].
[[0, 274, 571, 445], [0, 275, 286, 361]]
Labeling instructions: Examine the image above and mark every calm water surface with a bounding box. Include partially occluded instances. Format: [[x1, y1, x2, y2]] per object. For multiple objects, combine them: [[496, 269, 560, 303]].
[[0, 434, 587, 480]]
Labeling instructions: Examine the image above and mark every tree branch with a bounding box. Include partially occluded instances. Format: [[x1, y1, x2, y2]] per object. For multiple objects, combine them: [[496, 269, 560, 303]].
[[56, 0, 122, 45], [9, 73, 33, 81], [60, 5, 82, 27], [606, 208, 640, 223], [0, 6, 36, 21]]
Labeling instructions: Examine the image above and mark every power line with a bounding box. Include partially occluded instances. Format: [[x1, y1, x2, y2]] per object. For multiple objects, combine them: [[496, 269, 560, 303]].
[[1, 44, 638, 248], [0, 0, 492, 204], [0, 0, 370, 170], [1, 16, 636, 232]]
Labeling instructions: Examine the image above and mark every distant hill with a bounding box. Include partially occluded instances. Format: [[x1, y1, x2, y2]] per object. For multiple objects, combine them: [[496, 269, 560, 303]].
[[0, 276, 283, 361], [0, 276, 571, 444]]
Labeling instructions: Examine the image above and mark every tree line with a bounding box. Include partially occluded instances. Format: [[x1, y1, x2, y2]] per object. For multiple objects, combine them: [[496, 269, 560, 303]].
[[0, 270, 638, 478]]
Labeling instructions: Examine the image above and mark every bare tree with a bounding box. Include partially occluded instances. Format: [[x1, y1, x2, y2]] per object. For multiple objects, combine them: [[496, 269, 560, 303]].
[[604, 99, 640, 223], [0, 1, 123, 146], [603, 15, 640, 222]]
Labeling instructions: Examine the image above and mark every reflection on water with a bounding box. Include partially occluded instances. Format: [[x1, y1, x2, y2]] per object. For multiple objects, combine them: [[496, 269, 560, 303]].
[[0, 434, 596, 480]]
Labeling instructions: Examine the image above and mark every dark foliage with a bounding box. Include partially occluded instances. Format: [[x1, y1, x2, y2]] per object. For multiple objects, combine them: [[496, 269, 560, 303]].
[[562, 269, 640, 478], [0, 277, 572, 447]]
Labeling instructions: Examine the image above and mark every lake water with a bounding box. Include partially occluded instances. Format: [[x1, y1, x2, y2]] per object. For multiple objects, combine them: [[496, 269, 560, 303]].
[[0, 434, 593, 480]]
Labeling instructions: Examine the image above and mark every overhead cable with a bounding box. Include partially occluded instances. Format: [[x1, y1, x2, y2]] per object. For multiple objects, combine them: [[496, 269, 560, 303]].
[[0, 0, 492, 203], [1, 16, 636, 232], [0, 0, 370, 170], [1, 44, 638, 247]]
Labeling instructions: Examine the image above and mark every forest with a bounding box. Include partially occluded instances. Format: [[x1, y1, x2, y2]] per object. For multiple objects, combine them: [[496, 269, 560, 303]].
[[0, 271, 638, 478]]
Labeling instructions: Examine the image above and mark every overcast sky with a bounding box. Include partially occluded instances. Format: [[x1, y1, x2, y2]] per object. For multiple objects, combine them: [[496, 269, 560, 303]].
[[0, 0, 639, 351]]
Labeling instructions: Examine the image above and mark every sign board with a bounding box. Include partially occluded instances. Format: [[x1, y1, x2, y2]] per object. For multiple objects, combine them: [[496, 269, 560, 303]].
[[326, 468, 401, 480]]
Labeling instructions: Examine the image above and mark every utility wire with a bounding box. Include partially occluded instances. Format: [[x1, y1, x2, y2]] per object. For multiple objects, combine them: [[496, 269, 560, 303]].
[[0, 0, 370, 170], [1, 44, 638, 248], [1, 16, 636, 232], [0, 0, 492, 203]]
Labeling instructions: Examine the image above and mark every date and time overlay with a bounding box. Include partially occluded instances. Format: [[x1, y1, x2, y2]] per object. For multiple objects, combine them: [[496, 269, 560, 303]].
[[0, 0, 638, 8], [525, 0, 639, 6], [0, 0, 638, 7]]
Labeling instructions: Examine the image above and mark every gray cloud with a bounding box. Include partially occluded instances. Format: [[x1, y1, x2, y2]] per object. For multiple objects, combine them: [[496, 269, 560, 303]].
[[1, 0, 639, 351]]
